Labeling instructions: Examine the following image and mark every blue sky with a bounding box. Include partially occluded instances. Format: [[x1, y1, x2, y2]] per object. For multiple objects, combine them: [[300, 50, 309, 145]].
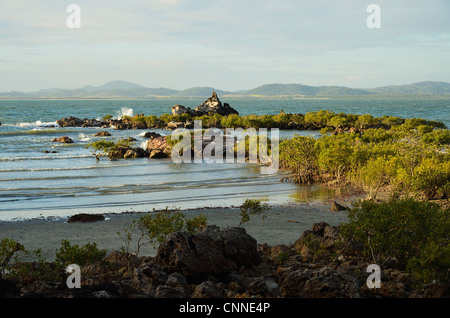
[[1, 0, 449, 91]]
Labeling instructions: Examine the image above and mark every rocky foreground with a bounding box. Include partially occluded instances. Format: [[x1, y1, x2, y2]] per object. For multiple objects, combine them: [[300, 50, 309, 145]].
[[0, 222, 447, 298]]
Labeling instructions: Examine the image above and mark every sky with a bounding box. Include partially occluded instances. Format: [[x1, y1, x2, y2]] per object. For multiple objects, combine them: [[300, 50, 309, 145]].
[[0, 0, 449, 92]]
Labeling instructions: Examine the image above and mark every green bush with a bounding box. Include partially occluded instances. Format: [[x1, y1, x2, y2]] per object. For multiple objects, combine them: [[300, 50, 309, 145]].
[[279, 135, 318, 184], [85, 138, 134, 157], [138, 207, 207, 246], [239, 199, 270, 226], [0, 238, 26, 277], [341, 199, 449, 283], [55, 239, 107, 269], [0, 238, 55, 282]]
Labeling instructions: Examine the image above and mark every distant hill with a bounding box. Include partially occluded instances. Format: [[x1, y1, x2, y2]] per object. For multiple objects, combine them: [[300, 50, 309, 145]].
[[174, 87, 232, 97], [0, 80, 449, 99], [367, 81, 450, 95], [244, 83, 373, 96]]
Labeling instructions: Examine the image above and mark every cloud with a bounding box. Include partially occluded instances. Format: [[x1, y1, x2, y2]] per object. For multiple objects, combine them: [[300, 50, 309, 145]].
[[0, 0, 449, 91]]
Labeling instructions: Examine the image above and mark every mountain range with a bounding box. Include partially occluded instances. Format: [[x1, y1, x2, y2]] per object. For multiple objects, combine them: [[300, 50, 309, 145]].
[[1, 80, 450, 99]]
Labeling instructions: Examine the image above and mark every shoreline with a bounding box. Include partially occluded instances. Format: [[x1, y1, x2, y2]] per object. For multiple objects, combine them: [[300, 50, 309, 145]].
[[0, 200, 351, 261]]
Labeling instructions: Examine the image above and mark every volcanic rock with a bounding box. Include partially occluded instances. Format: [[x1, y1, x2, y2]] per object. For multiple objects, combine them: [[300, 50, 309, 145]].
[[94, 131, 111, 137], [154, 225, 260, 279], [171, 92, 239, 117], [67, 213, 105, 223], [52, 136, 74, 143]]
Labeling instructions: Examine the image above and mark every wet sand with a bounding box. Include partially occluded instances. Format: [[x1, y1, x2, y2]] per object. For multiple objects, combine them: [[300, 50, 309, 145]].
[[0, 201, 349, 261]]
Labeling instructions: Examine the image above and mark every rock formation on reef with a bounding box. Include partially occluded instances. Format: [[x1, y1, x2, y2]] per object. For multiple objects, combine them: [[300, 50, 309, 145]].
[[52, 136, 74, 143], [171, 91, 239, 117]]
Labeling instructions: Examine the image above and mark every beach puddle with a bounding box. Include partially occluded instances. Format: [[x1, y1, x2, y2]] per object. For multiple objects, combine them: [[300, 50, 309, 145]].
[[288, 185, 351, 203]]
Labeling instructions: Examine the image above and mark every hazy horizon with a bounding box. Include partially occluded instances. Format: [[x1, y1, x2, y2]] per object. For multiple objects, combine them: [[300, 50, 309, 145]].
[[4, 79, 450, 94], [1, 0, 449, 92]]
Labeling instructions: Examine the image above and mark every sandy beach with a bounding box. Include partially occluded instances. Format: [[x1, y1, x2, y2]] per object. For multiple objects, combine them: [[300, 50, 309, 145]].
[[0, 201, 349, 261]]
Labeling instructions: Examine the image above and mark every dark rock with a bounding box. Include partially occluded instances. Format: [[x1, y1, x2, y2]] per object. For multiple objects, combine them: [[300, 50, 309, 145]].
[[171, 92, 239, 117], [52, 136, 74, 143], [109, 146, 132, 160], [280, 267, 362, 298], [269, 244, 292, 265], [330, 201, 348, 211], [67, 213, 105, 223], [191, 281, 226, 298], [154, 225, 260, 279], [155, 285, 186, 298], [194, 91, 239, 116], [293, 230, 314, 256], [166, 272, 187, 289], [312, 221, 328, 236], [149, 149, 168, 159], [124, 148, 146, 159], [82, 119, 103, 127], [248, 275, 281, 297], [56, 116, 84, 127], [143, 132, 162, 139], [0, 278, 19, 297], [94, 131, 111, 137]]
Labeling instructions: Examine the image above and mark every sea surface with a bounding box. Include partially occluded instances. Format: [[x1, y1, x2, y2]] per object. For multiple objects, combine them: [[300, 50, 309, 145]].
[[0, 98, 449, 221]]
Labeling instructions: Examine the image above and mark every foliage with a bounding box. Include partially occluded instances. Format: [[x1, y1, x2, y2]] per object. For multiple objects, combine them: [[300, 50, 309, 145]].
[[117, 207, 207, 270], [341, 199, 449, 283], [137, 207, 207, 247], [0, 238, 56, 282], [0, 238, 26, 277], [55, 239, 107, 270], [102, 114, 113, 121], [85, 138, 134, 156], [99, 111, 446, 133], [278, 118, 449, 200], [239, 199, 270, 226], [279, 135, 318, 184]]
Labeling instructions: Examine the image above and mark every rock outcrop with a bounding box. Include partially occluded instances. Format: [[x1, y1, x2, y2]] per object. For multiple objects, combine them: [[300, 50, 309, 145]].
[[52, 136, 74, 143], [94, 131, 111, 137], [109, 146, 147, 160], [154, 225, 261, 279], [67, 213, 105, 223], [171, 92, 239, 117], [145, 135, 171, 158]]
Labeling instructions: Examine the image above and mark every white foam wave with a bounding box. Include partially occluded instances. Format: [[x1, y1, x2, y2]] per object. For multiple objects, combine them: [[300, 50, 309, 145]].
[[115, 107, 133, 119], [16, 120, 59, 128], [78, 133, 91, 142]]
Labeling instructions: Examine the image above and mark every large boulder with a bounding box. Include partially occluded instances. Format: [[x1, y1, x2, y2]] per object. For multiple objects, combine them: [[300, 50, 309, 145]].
[[154, 225, 261, 279], [94, 131, 111, 137], [279, 267, 362, 298], [67, 213, 105, 223], [146, 135, 171, 157], [194, 91, 239, 116], [52, 136, 74, 143], [123, 148, 147, 159], [56, 116, 84, 127]]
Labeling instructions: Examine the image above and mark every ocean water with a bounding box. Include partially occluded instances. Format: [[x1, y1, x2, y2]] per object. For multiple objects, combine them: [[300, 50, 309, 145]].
[[0, 98, 449, 221]]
